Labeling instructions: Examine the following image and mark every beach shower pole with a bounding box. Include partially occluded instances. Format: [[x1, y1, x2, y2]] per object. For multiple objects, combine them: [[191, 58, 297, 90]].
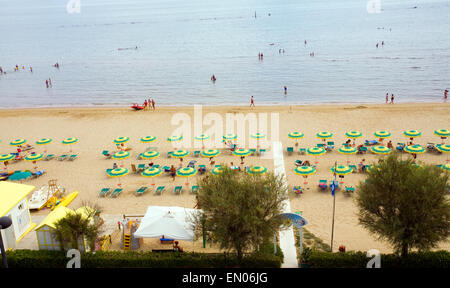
[[330, 161, 337, 252]]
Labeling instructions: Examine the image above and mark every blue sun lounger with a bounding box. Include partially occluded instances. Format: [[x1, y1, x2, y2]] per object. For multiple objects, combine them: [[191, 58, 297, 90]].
[[110, 188, 123, 198], [155, 186, 165, 195], [174, 186, 182, 195], [99, 188, 111, 197]]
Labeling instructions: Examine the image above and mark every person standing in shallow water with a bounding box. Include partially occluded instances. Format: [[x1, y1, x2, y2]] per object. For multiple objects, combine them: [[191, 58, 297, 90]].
[[444, 90, 448, 102], [391, 94, 394, 104], [250, 96, 255, 107], [386, 93, 389, 104]]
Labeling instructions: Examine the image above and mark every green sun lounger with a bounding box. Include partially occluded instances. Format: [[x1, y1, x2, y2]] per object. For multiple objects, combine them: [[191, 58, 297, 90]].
[[44, 154, 55, 161], [137, 164, 146, 172], [153, 164, 160, 168], [299, 148, 306, 155], [102, 150, 111, 158], [287, 147, 294, 155], [68, 154, 77, 161], [57, 154, 68, 161], [155, 186, 165, 195], [110, 188, 123, 198], [174, 186, 182, 195], [99, 188, 111, 197], [344, 186, 355, 196], [249, 149, 256, 155], [136, 186, 148, 196], [191, 185, 199, 194], [194, 151, 200, 157], [167, 152, 173, 158], [259, 149, 266, 156]]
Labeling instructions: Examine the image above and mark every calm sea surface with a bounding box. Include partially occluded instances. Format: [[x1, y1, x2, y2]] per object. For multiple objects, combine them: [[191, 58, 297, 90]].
[[0, 0, 449, 108]]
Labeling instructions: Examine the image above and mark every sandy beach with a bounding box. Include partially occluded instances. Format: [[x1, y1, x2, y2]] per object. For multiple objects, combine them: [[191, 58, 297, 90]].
[[1, 103, 449, 253]]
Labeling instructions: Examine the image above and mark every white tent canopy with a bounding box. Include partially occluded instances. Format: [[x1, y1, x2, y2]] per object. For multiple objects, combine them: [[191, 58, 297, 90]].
[[133, 206, 202, 241]]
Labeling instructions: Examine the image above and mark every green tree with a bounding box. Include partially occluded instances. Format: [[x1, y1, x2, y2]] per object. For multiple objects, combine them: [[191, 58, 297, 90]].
[[356, 154, 450, 257], [53, 208, 100, 251], [193, 167, 288, 263]]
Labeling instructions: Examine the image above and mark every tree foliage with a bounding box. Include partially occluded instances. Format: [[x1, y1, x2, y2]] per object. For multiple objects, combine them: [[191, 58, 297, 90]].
[[356, 154, 450, 257], [193, 167, 288, 263]]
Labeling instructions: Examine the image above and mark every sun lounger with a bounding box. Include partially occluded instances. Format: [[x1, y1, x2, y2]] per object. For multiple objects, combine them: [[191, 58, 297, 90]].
[[344, 186, 355, 196], [155, 186, 165, 195], [22, 145, 34, 151], [317, 143, 325, 148], [349, 165, 357, 173], [299, 148, 306, 155], [174, 186, 182, 195], [136, 186, 148, 196], [57, 154, 68, 161], [110, 188, 123, 198], [293, 186, 303, 196], [295, 160, 303, 166], [162, 166, 170, 172], [287, 147, 293, 155], [68, 154, 77, 161], [137, 164, 146, 172], [191, 185, 199, 194], [102, 150, 111, 158], [31, 170, 45, 178], [153, 164, 160, 168], [44, 154, 55, 161], [99, 188, 111, 197], [365, 140, 379, 146], [259, 149, 266, 156], [249, 149, 256, 156], [167, 151, 173, 158], [137, 153, 143, 160], [318, 180, 327, 190], [194, 151, 200, 157]]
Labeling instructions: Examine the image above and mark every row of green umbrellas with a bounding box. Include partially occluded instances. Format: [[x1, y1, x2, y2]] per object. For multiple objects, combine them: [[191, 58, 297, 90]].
[[287, 129, 450, 140], [8, 137, 78, 146]]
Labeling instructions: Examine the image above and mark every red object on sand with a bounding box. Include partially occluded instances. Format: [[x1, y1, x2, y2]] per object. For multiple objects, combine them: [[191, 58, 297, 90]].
[[131, 104, 145, 110]]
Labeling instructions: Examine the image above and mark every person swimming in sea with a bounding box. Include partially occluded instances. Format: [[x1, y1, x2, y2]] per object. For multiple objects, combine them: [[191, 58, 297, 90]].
[[211, 74, 216, 82]]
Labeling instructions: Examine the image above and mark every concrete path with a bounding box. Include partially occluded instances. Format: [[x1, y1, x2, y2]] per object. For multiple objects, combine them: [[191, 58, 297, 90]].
[[272, 141, 299, 268]]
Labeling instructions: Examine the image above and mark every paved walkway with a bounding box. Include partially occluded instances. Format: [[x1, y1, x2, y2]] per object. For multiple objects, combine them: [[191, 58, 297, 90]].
[[272, 141, 299, 268]]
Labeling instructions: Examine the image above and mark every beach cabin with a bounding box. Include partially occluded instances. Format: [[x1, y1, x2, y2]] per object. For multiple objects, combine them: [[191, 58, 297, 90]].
[[0, 182, 36, 249], [35, 206, 94, 252]]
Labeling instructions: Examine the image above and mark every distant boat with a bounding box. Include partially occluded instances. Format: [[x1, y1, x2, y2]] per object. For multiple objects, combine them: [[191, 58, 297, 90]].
[[131, 103, 145, 110]]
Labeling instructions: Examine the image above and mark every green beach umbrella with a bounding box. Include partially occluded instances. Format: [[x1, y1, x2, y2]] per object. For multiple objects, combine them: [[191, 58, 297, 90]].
[[288, 132, 304, 139], [176, 167, 197, 177], [441, 163, 450, 173], [140, 136, 156, 143], [36, 138, 53, 145], [194, 134, 210, 141], [0, 154, 15, 162], [232, 149, 252, 157], [404, 145, 425, 154], [434, 129, 450, 138], [107, 167, 129, 177], [62, 137, 78, 145], [211, 166, 224, 175], [306, 147, 326, 156], [250, 133, 266, 139], [294, 166, 316, 177], [374, 131, 391, 139], [142, 167, 162, 177], [10, 139, 26, 146], [140, 150, 160, 160], [403, 130, 422, 138], [113, 137, 130, 145], [371, 146, 391, 155], [194, 134, 210, 148], [171, 150, 190, 158], [112, 151, 131, 160], [345, 131, 362, 139], [142, 167, 162, 186], [436, 144, 450, 153], [316, 132, 333, 140], [24, 153, 44, 162], [223, 134, 237, 141], [338, 146, 357, 155], [331, 165, 353, 176], [167, 135, 183, 142], [201, 149, 221, 158], [247, 166, 268, 175]]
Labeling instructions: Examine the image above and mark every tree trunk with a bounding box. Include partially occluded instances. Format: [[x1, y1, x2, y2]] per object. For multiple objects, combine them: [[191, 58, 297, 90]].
[[401, 242, 408, 258]]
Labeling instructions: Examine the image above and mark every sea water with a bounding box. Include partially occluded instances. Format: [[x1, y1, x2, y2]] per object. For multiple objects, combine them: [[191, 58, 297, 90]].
[[0, 0, 449, 108]]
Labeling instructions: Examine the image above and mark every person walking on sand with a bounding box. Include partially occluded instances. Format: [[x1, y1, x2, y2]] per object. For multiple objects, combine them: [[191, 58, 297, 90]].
[[250, 96, 255, 107], [391, 93, 394, 104], [152, 99, 155, 110]]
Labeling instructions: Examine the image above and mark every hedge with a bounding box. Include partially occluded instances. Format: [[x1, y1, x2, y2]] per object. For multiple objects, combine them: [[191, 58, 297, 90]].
[[4, 249, 282, 268], [307, 250, 450, 268]]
